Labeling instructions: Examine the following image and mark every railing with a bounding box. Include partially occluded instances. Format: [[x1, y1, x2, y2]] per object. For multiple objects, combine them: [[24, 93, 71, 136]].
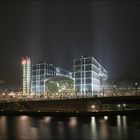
[[0, 91, 140, 103]]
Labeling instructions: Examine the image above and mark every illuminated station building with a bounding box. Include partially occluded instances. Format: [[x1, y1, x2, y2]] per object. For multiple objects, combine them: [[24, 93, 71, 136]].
[[22, 57, 31, 96], [22, 56, 107, 97], [31, 61, 73, 93], [74, 56, 108, 97]]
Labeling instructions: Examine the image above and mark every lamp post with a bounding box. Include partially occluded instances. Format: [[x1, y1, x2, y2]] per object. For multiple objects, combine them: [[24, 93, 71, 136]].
[[103, 86, 104, 97], [135, 82, 138, 94], [113, 85, 116, 95], [91, 105, 95, 112]]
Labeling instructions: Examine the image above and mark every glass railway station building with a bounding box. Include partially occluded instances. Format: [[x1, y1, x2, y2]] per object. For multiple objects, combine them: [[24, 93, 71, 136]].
[[22, 56, 108, 97], [74, 56, 108, 97], [31, 61, 72, 93]]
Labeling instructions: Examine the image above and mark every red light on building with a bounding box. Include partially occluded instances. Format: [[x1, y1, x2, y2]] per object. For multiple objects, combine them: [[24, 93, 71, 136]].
[[26, 59, 31, 64], [22, 56, 31, 65], [22, 59, 26, 65]]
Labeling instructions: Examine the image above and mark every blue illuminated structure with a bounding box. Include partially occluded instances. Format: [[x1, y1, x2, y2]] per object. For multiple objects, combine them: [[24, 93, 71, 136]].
[[31, 61, 72, 93], [74, 56, 108, 97]]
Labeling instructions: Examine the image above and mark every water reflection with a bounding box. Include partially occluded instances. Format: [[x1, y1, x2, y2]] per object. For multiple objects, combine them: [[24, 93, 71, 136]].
[[117, 115, 122, 139], [44, 116, 52, 123], [99, 117, 109, 140], [69, 117, 77, 128], [57, 121, 65, 139], [16, 116, 37, 140], [122, 116, 127, 139], [6, 116, 19, 139], [117, 115, 128, 140], [0, 115, 140, 140], [0, 116, 7, 140], [68, 117, 78, 139], [91, 117, 97, 139]]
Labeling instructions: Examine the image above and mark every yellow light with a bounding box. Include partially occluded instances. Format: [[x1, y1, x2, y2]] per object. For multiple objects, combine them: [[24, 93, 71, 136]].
[[92, 105, 95, 109], [117, 104, 121, 108], [104, 116, 108, 120]]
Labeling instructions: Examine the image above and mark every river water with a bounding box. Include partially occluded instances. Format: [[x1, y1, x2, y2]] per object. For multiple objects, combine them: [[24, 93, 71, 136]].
[[0, 115, 140, 140]]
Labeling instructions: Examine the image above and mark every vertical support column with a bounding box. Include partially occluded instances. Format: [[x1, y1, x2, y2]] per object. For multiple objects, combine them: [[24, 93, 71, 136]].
[[80, 65, 82, 97], [83, 58, 86, 97], [92, 72, 94, 97]]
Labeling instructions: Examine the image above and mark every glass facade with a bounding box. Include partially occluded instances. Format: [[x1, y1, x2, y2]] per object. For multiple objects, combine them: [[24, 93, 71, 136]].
[[31, 62, 72, 93], [74, 56, 108, 97], [22, 57, 31, 96]]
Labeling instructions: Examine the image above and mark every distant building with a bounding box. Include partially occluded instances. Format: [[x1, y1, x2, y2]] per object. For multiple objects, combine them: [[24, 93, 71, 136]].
[[31, 61, 72, 93], [74, 56, 108, 97], [22, 57, 31, 96]]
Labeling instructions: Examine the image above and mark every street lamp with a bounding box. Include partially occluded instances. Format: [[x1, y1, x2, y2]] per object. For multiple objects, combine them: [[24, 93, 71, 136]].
[[123, 104, 126, 109], [117, 104, 121, 110], [92, 105, 95, 109], [135, 82, 138, 94], [91, 105, 95, 111], [103, 86, 104, 97], [113, 85, 116, 95]]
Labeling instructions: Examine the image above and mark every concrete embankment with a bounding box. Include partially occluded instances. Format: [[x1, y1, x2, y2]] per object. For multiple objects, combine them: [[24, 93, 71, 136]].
[[0, 97, 140, 115]]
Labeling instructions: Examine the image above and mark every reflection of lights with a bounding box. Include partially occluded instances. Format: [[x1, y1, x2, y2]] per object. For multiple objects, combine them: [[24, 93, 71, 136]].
[[117, 115, 121, 128], [69, 117, 77, 127], [91, 117, 96, 124], [117, 115, 121, 131], [104, 116, 108, 120], [122, 116, 128, 139], [20, 116, 28, 120], [91, 117, 97, 139], [117, 115, 121, 121], [117, 115, 122, 138], [122, 116, 127, 129], [44, 117, 51, 123], [31, 127, 38, 140], [0, 116, 7, 139], [17, 115, 31, 139]]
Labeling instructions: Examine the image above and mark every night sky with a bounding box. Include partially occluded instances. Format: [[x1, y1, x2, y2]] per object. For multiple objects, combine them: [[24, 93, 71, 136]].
[[0, 1, 140, 83]]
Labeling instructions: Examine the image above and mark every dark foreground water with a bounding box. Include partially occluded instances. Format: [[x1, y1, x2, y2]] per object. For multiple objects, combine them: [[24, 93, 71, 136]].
[[0, 115, 140, 140]]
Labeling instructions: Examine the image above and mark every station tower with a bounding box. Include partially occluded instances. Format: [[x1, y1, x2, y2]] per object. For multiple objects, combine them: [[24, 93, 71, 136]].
[[22, 56, 31, 96]]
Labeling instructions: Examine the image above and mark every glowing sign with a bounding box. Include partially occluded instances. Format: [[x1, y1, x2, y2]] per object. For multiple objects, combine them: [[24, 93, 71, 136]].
[[22, 59, 26, 65]]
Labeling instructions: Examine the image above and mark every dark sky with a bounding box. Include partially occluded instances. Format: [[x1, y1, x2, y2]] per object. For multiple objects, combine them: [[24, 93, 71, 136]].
[[0, 1, 140, 83]]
